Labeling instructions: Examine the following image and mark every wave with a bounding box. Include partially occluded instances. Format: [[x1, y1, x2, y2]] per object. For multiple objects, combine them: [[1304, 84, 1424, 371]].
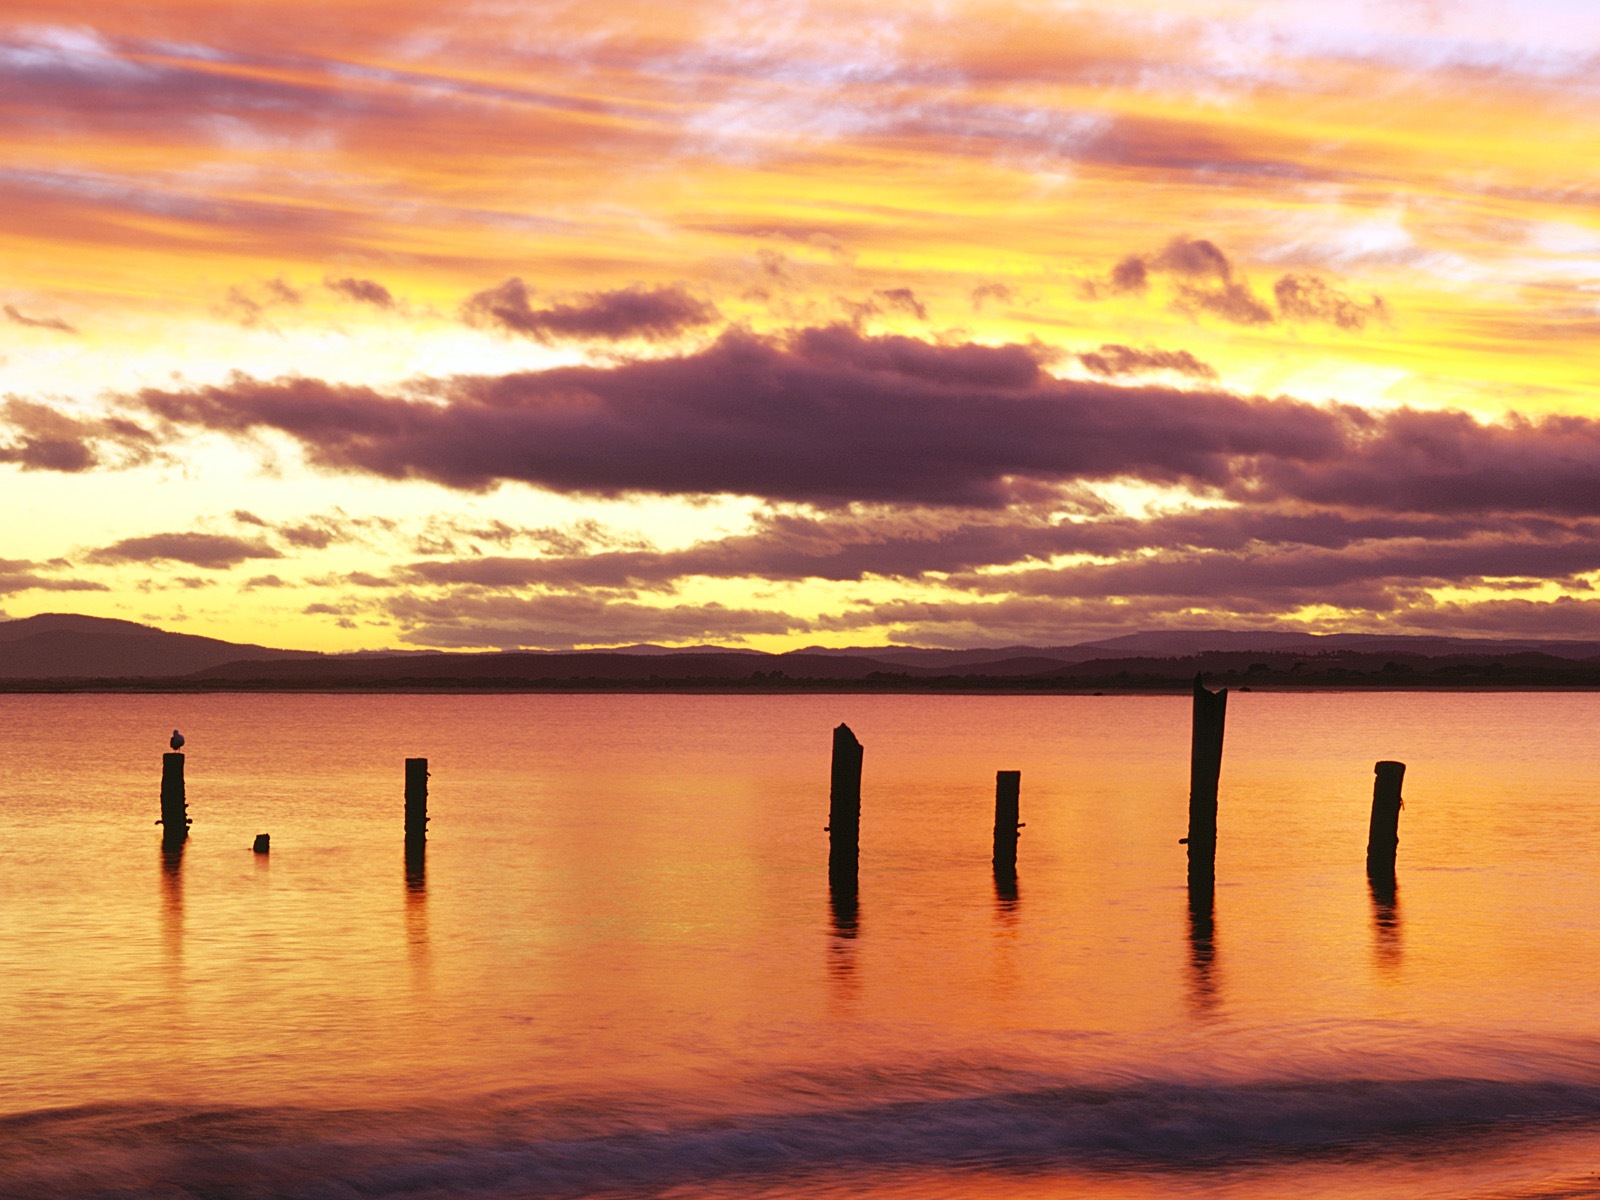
[[6, 1074, 1600, 1198]]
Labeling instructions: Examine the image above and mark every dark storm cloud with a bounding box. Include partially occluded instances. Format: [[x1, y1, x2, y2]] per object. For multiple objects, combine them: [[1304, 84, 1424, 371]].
[[127, 324, 1600, 516], [131, 325, 1352, 506], [393, 505, 1600, 616], [1077, 344, 1217, 379], [4, 305, 78, 334], [1235, 408, 1600, 518], [385, 592, 808, 650], [1404, 595, 1600, 637], [986, 533, 1600, 604], [325, 276, 396, 309], [86, 532, 283, 569], [462, 279, 720, 342], [0, 398, 157, 472]]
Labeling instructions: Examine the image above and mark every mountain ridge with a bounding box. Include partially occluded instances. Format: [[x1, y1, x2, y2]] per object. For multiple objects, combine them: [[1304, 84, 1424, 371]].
[[5, 612, 1600, 687]]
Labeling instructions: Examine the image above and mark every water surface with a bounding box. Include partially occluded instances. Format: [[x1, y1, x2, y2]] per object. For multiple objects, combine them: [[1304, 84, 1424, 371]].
[[5, 691, 1600, 1197]]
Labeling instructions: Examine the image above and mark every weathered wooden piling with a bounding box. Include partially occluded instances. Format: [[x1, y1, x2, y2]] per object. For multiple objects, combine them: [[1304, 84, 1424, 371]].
[[252, 833, 270, 854], [1185, 674, 1227, 883], [827, 724, 863, 876], [405, 757, 429, 843], [992, 770, 1022, 871], [1366, 760, 1406, 877], [159, 752, 190, 845]]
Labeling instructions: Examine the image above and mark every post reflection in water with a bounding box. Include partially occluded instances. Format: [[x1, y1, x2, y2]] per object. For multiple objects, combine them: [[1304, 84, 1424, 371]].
[[160, 841, 184, 966], [993, 863, 1020, 925], [1368, 871, 1402, 973], [827, 869, 859, 994], [404, 840, 429, 971], [1185, 879, 1218, 1015]]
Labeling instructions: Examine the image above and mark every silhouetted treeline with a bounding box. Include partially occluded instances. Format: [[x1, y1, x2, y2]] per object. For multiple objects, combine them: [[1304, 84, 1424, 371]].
[[8, 648, 1600, 693]]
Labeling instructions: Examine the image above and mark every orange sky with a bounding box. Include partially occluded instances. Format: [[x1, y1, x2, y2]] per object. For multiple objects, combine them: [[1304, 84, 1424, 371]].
[[3, 0, 1599, 651]]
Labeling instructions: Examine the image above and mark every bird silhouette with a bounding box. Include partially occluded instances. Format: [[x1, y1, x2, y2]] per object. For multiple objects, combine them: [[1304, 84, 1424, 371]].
[[170, 729, 185, 751]]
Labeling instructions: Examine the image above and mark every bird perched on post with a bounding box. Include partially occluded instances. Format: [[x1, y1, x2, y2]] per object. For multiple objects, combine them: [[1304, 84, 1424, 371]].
[[170, 729, 185, 751]]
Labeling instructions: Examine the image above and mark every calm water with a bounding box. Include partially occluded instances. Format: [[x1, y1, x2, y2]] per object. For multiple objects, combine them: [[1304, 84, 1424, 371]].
[[5, 691, 1600, 1198]]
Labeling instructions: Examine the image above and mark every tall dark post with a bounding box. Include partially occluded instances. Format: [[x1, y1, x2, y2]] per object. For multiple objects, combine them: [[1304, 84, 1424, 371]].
[[159, 752, 190, 846], [405, 757, 429, 844], [1186, 674, 1227, 884], [992, 770, 1022, 872], [1366, 760, 1406, 878], [828, 724, 862, 877]]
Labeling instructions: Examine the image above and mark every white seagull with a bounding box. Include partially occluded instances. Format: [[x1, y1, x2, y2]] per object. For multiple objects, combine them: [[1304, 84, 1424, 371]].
[[170, 729, 185, 751]]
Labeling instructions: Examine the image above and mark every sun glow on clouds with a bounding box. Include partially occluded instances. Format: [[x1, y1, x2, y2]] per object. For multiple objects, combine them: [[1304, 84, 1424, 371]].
[[2, 0, 1599, 650]]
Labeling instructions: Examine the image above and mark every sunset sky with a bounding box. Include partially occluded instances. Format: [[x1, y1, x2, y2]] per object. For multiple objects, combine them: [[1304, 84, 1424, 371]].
[[3, 0, 1599, 652]]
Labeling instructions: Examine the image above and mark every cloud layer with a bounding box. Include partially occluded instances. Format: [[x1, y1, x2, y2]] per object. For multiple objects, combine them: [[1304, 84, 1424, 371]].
[[119, 326, 1600, 521]]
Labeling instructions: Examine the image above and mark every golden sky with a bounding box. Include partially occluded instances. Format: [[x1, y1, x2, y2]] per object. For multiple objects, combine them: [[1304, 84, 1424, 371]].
[[3, 0, 1599, 650]]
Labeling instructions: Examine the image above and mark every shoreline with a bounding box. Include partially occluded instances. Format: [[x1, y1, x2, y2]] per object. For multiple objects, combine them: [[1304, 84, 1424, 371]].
[[6, 679, 1600, 695]]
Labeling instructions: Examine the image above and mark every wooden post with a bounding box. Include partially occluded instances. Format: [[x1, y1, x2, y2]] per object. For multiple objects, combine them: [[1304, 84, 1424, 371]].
[[1186, 674, 1227, 884], [405, 757, 428, 843], [992, 770, 1022, 871], [252, 833, 270, 854], [828, 724, 862, 877], [159, 752, 190, 846], [1366, 760, 1406, 878]]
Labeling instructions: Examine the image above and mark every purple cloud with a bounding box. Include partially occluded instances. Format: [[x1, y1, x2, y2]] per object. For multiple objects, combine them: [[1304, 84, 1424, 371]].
[[0, 558, 108, 595], [1078, 344, 1217, 379], [131, 325, 1351, 505], [4, 305, 77, 334], [1274, 274, 1389, 330], [0, 398, 157, 472], [386, 591, 808, 650], [127, 325, 1600, 516], [86, 533, 283, 569], [325, 276, 396, 309], [463, 279, 720, 342]]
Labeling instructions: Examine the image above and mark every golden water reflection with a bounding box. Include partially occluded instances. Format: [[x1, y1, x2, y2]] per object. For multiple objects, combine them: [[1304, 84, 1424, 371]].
[[404, 841, 429, 976], [1369, 872, 1403, 975], [1186, 880, 1219, 1016], [160, 841, 184, 967], [3, 691, 1600, 1115]]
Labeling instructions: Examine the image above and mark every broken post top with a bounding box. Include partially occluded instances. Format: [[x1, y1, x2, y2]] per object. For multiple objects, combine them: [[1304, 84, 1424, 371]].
[[1375, 760, 1406, 778], [1193, 672, 1227, 702], [833, 723, 860, 749]]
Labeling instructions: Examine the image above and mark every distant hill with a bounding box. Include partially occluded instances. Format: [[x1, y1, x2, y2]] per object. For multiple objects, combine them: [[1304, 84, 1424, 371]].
[[1068, 629, 1600, 661], [0, 613, 313, 679], [5, 612, 1600, 689]]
